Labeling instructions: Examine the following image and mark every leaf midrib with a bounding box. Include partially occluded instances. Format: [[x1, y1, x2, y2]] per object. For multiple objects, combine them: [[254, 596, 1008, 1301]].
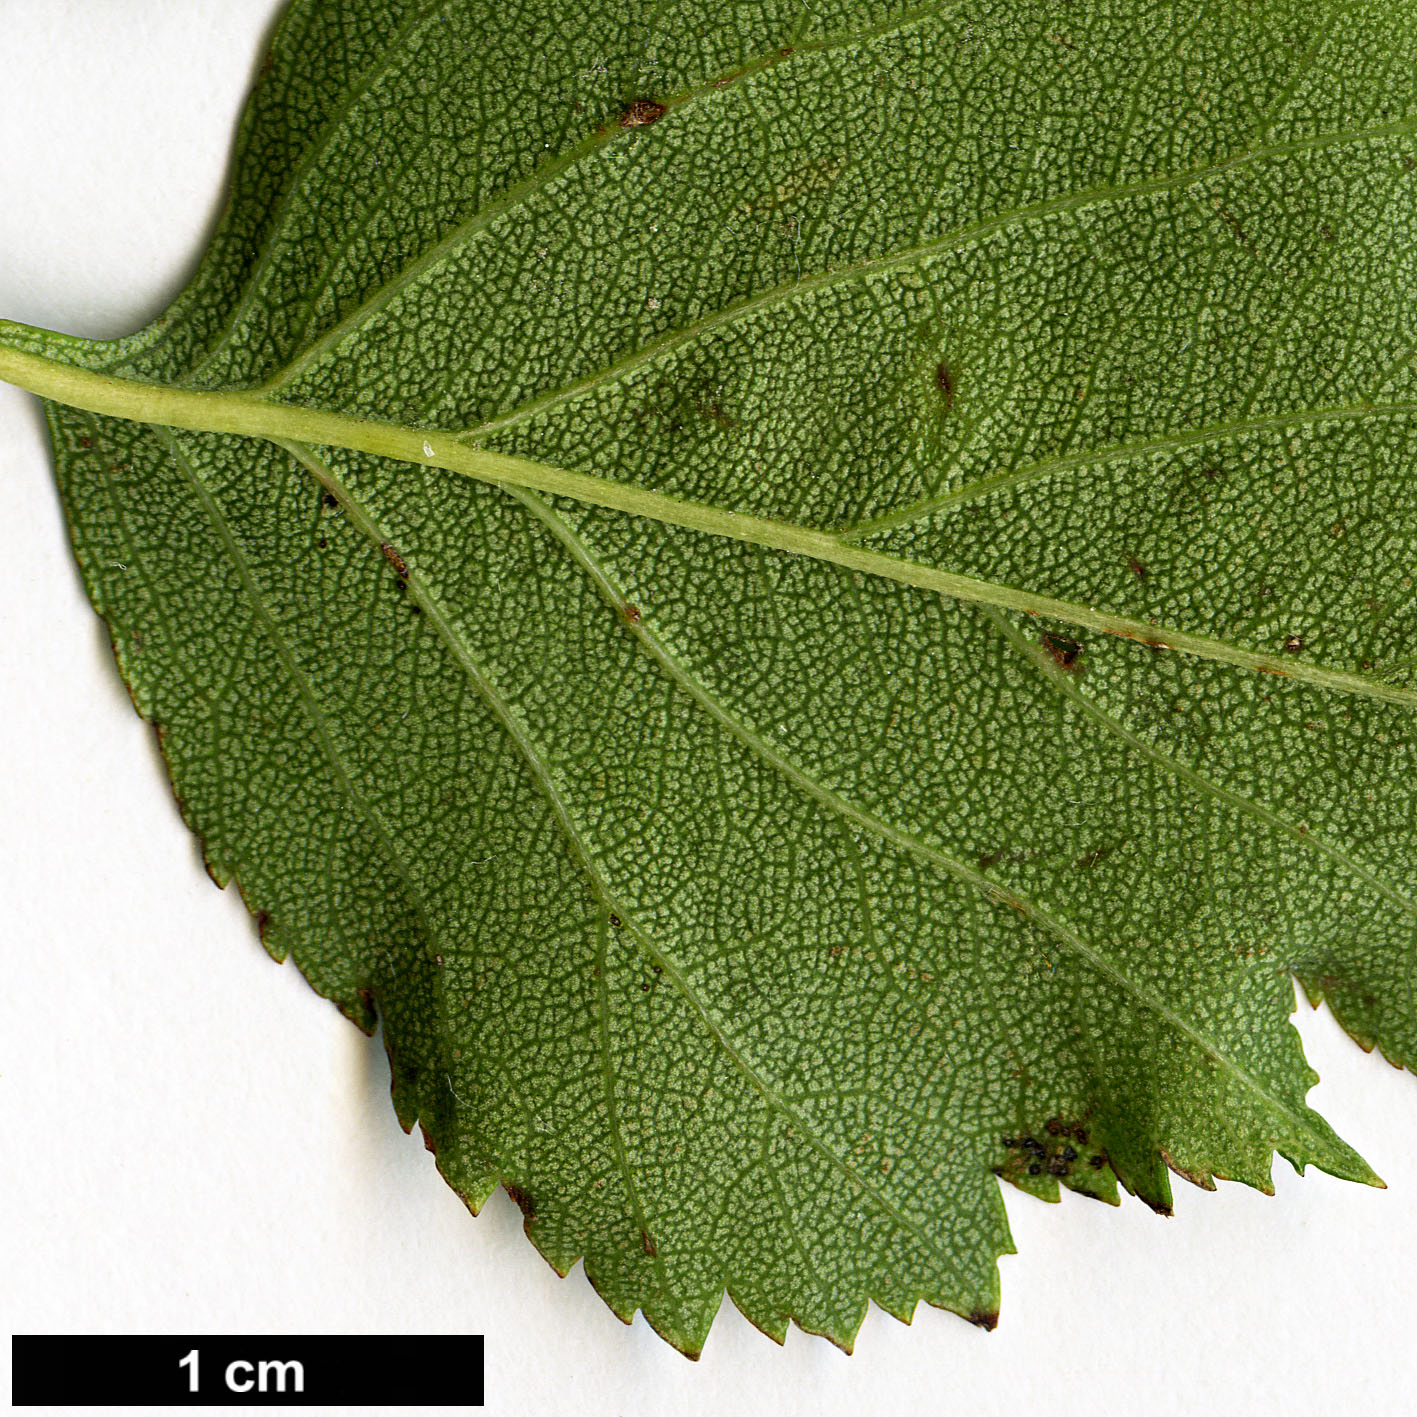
[[4, 332, 1415, 711]]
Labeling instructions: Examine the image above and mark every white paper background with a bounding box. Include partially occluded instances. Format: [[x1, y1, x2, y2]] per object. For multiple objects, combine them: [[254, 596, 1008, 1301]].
[[1, 4, 1415, 1413]]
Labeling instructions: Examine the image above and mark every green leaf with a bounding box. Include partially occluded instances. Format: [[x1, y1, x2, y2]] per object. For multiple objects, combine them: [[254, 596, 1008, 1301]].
[[3, 0, 1416, 1356]]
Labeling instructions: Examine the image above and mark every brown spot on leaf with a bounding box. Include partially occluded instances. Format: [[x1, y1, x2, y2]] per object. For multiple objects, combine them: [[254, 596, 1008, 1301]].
[[1127, 556, 1147, 579], [968, 1310, 999, 1331], [78, 437, 92, 450], [1074, 845, 1113, 870], [1283, 634, 1304, 653], [381, 543, 409, 580], [622, 603, 642, 625], [1214, 203, 1248, 246], [322, 492, 339, 509], [641, 1230, 658, 1257], [934, 362, 955, 412], [1042, 634, 1083, 669], [255, 910, 270, 938], [419, 1122, 438, 1155], [620, 99, 666, 127]]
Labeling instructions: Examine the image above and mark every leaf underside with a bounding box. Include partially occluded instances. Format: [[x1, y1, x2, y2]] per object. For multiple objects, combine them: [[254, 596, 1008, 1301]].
[[6, 0, 1417, 1356]]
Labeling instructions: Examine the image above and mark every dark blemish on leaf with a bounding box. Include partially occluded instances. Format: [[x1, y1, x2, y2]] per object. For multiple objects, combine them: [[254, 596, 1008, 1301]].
[[1128, 556, 1147, 579], [652, 964, 662, 975], [608, 913, 623, 928], [1215, 203, 1248, 246], [1027, 1163, 1042, 1175], [1404, 155, 1415, 171], [968, 1310, 999, 1331], [1061, 1146, 1078, 1162], [419, 1122, 438, 1155], [934, 362, 955, 412], [504, 1183, 535, 1219], [620, 98, 666, 127], [322, 492, 339, 509], [1042, 634, 1082, 669], [978, 849, 1003, 869], [641, 1230, 658, 1257], [78, 437, 92, 450], [697, 392, 736, 427], [1283, 634, 1304, 653], [640, 982, 652, 992], [1320, 223, 1337, 243], [381, 543, 409, 581], [622, 603, 642, 625], [1089, 1154, 1106, 1169], [256, 909, 270, 937], [1074, 845, 1112, 870], [1048, 32, 1077, 50]]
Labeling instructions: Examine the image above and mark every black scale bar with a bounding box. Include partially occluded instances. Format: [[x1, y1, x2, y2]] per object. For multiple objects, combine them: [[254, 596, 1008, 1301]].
[[11, 1335, 484, 1407]]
